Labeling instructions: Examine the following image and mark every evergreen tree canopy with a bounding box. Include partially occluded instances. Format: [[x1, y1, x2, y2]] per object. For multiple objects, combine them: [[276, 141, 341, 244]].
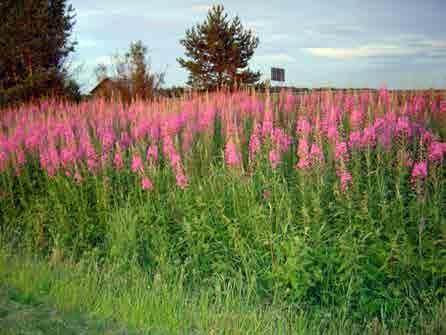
[[0, 0, 77, 106], [177, 5, 261, 90]]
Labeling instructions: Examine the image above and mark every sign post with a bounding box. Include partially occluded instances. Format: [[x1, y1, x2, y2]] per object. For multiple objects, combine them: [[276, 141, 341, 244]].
[[271, 67, 285, 83], [270, 67, 285, 93]]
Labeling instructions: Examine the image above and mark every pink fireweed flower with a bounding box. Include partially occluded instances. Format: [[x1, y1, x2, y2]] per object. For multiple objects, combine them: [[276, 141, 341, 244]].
[[100, 129, 116, 152], [163, 137, 182, 169], [295, 118, 311, 137], [396, 116, 412, 137], [310, 143, 324, 165], [297, 157, 310, 170], [337, 169, 352, 191], [225, 139, 241, 167], [198, 105, 216, 130], [428, 141, 446, 162], [379, 87, 390, 105], [182, 129, 193, 153], [261, 102, 274, 137], [411, 161, 428, 183], [271, 128, 291, 152], [87, 157, 99, 173], [296, 137, 310, 170], [421, 130, 434, 145], [24, 131, 42, 151], [248, 132, 261, 161], [297, 137, 309, 157], [335, 142, 348, 161], [60, 146, 77, 168], [141, 176, 154, 191], [113, 148, 124, 170], [327, 126, 339, 143], [40, 144, 60, 176], [131, 153, 144, 174], [120, 131, 131, 149], [175, 168, 188, 189], [146, 145, 158, 164], [440, 100, 446, 114], [350, 109, 363, 129], [284, 91, 296, 112], [377, 125, 393, 151], [348, 130, 362, 149], [344, 95, 356, 112], [361, 126, 376, 147], [385, 111, 397, 124], [261, 120, 273, 137], [169, 152, 181, 169], [268, 149, 281, 169], [373, 117, 385, 131]]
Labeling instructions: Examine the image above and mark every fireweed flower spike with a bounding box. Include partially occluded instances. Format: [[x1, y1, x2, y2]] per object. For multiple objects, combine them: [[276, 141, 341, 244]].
[[0, 88, 442, 199], [114, 147, 124, 170], [337, 169, 352, 191], [131, 153, 144, 174], [141, 176, 154, 191], [225, 138, 241, 167], [146, 145, 159, 165], [411, 161, 428, 184], [309, 143, 324, 165]]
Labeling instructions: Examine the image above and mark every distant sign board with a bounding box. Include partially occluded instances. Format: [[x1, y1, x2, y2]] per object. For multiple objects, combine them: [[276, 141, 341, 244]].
[[271, 67, 285, 82]]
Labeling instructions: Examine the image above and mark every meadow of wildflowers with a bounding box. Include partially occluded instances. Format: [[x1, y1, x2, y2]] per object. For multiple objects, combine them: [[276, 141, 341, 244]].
[[0, 88, 446, 330]]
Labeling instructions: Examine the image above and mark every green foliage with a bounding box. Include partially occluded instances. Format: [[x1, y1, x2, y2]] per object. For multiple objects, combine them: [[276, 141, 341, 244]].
[[178, 5, 261, 90], [93, 41, 165, 101], [0, 0, 78, 106], [0, 286, 137, 334], [1, 245, 446, 334]]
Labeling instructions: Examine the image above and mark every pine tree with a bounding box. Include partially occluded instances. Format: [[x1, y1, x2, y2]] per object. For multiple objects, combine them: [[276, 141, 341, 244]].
[[177, 5, 260, 90], [0, 0, 77, 106]]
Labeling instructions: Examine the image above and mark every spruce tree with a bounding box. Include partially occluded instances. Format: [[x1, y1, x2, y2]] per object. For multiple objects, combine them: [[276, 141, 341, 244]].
[[178, 5, 260, 90], [0, 0, 77, 106]]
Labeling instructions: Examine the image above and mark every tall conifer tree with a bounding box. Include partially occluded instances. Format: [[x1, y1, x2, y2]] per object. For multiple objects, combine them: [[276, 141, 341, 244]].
[[178, 5, 260, 90], [0, 0, 77, 105]]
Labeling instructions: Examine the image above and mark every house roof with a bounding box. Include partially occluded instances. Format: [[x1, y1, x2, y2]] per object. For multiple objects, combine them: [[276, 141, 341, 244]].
[[90, 77, 134, 95]]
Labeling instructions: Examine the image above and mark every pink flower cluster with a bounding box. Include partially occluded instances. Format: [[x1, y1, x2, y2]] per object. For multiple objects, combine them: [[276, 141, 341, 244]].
[[0, 89, 444, 194]]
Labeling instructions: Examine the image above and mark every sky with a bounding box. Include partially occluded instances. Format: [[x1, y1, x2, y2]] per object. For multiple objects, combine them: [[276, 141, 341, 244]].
[[70, 0, 446, 92]]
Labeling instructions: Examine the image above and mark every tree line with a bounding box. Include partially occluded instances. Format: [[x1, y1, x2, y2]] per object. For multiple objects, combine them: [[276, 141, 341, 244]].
[[0, 2, 261, 107]]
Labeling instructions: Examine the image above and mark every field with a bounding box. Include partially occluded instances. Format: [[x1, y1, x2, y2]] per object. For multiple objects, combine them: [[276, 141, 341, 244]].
[[1, 88, 446, 333]]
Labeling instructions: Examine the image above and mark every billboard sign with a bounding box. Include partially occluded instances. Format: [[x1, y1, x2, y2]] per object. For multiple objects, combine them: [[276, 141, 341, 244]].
[[271, 67, 285, 82]]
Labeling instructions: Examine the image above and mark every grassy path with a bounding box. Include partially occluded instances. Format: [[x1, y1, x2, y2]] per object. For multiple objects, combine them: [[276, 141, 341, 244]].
[[1, 247, 446, 334], [0, 286, 138, 335]]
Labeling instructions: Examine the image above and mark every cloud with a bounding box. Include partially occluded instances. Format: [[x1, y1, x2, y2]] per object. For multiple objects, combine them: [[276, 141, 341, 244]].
[[264, 33, 292, 43], [304, 40, 446, 59], [245, 20, 268, 31], [254, 53, 296, 64], [303, 23, 365, 38], [304, 45, 410, 59], [191, 4, 213, 13], [77, 38, 98, 48]]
